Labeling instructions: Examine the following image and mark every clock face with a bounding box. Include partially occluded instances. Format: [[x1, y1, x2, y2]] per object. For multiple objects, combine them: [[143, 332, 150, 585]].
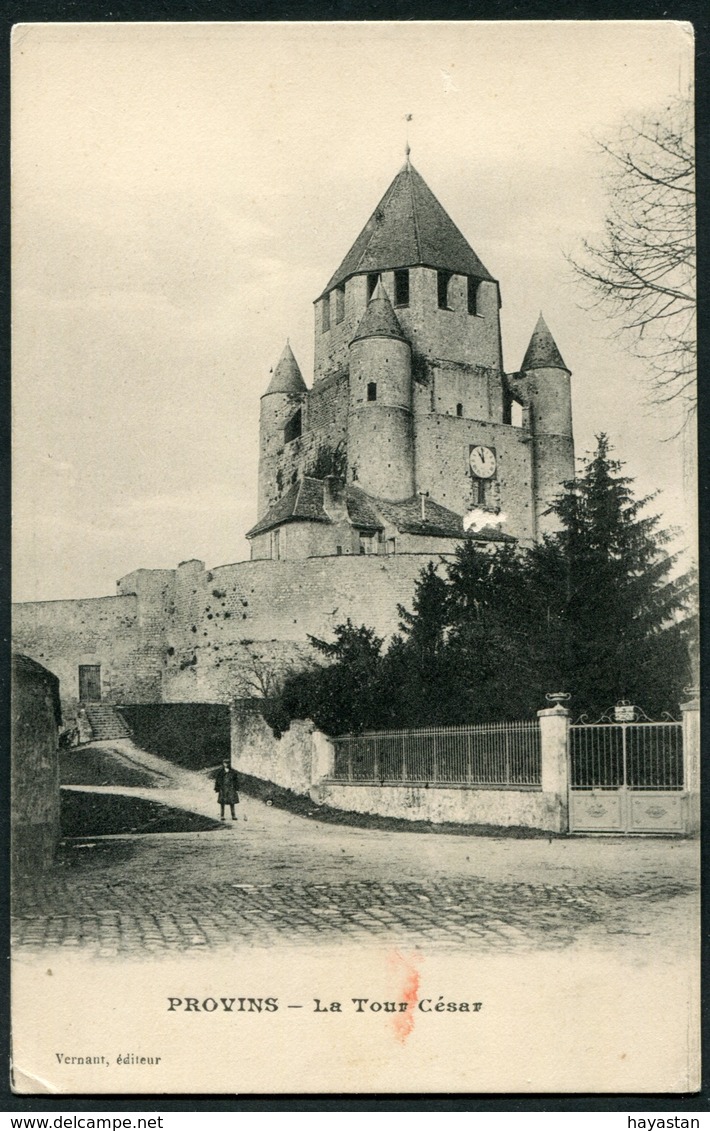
[[469, 445, 497, 479]]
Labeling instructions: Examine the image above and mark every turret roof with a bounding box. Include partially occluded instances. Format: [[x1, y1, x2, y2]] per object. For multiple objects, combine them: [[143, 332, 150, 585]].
[[521, 314, 569, 373], [318, 160, 495, 298], [264, 342, 307, 396], [351, 280, 406, 343]]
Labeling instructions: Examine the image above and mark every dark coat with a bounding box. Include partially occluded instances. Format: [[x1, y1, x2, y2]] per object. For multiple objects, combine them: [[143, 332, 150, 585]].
[[214, 765, 240, 805]]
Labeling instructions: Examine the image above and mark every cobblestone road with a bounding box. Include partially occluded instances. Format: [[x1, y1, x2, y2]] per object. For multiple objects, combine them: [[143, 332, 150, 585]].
[[12, 741, 700, 959]]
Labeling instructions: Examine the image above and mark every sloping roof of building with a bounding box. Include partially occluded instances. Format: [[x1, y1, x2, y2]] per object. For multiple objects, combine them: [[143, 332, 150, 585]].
[[264, 342, 308, 396], [248, 479, 516, 545], [371, 493, 516, 543], [351, 280, 406, 343], [246, 478, 330, 537], [319, 161, 495, 298], [521, 314, 569, 373]]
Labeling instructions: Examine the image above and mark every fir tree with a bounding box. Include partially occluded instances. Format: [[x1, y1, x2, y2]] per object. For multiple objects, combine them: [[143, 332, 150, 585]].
[[529, 434, 692, 717]]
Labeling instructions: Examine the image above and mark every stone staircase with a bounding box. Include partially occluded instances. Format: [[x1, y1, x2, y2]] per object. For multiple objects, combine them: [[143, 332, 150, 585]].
[[81, 704, 133, 741]]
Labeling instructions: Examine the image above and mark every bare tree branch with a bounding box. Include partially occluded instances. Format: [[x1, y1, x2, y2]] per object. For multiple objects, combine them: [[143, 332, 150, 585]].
[[568, 96, 696, 422]]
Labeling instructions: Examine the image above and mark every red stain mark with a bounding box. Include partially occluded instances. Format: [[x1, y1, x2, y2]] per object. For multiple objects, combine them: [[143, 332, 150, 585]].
[[388, 950, 421, 1044]]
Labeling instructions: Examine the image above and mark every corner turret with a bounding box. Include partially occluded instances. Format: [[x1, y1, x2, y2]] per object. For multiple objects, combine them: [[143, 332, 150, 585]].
[[520, 314, 574, 538], [347, 282, 414, 501], [258, 342, 308, 517], [264, 341, 308, 396]]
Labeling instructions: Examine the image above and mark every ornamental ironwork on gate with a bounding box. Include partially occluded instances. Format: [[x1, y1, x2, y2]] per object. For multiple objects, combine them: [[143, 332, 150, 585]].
[[569, 701, 685, 834]]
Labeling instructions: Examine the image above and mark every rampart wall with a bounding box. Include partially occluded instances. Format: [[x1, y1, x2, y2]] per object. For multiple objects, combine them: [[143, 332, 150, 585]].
[[13, 553, 440, 710], [12, 594, 164, 717]]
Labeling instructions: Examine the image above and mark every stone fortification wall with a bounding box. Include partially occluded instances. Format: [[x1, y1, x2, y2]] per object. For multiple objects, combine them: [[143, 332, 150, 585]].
[[394, 268, 502, 375], [162, 553, 437, 703], [12, 593, 164, 716], [12, 552, 439, 710]]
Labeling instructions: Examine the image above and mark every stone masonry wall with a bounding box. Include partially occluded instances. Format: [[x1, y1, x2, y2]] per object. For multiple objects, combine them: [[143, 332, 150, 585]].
[[414, 415, 536, 544], [161, 553, 441, 703], [315, 782, 561, 831], [12, 594, 164, 718], [314, 269, 502, 383], [12, 656, 62, 876], [231, 701, 315, 795], [258, 374, 349, 519], [12, 552, 444, 710]]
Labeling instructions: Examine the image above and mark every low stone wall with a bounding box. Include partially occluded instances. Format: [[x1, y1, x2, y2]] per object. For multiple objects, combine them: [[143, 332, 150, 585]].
[[12, 654, 62, 876], [313, 781, 562, 832], [229, 706, 567, 832], [231, 701, 315, 795]]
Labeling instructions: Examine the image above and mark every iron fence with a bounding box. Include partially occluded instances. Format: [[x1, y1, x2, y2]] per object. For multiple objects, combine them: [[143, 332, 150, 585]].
[[570, 722, 683, 790], [330, 721, 541, 786]]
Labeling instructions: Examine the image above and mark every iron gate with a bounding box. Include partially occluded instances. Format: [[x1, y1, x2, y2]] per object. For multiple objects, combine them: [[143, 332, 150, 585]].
[[569, 705, 685, 834]]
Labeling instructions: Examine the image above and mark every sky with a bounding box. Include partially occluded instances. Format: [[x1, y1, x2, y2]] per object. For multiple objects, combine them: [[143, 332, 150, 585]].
[[12, 20, 696, 602]]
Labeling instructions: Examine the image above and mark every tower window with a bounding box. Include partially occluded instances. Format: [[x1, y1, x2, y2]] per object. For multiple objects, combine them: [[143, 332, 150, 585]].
[[334, 284, 345, 324], [437, 271, 452, 310], [456, 402, 463, 417], [284, 408, 302, 444], [367, 273, 380, 300], [367, 382, 377, 402], [394, 269, 409, 307], [271, 529, 280, 560], [321, 294, 330, 332], [468, 276, 481, 315]]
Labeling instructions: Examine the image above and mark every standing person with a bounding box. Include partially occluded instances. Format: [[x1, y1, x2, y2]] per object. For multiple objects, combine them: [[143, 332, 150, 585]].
[[214, 759, 240, 821]]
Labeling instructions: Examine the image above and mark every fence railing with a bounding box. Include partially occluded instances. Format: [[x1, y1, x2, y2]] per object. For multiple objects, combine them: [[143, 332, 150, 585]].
[[569, 722, 683, 790], [330, 721, 541, 787]]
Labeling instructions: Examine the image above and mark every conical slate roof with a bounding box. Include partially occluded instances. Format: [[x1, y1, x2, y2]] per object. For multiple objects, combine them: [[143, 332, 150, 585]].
[[521, 314, 569, 372], [351, 280, 406, 344], [264, 342, 307, 395], [319, 161, 495, 298]]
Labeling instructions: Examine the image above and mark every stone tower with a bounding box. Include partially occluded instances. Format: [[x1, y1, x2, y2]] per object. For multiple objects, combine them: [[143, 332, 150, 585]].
[[347, 281, 414, 501], [517, 314, 574, 538], [250, 156, 575, 560], [258, 342, 307, 517]]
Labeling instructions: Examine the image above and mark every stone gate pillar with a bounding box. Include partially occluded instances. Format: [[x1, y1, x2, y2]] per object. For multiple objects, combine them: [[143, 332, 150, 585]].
[[537, 702, 570, 833], [680, 695, 700, 835]]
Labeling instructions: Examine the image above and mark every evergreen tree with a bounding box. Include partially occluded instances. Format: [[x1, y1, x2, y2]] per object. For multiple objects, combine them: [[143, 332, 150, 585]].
[[279, 619, 386, 735], [275, 436, 693, 733], [528, 434, 692, 717]]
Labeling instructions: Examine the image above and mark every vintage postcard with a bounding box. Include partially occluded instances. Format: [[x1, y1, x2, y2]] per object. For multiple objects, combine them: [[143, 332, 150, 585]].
[[10, 21, 699, 1094]]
